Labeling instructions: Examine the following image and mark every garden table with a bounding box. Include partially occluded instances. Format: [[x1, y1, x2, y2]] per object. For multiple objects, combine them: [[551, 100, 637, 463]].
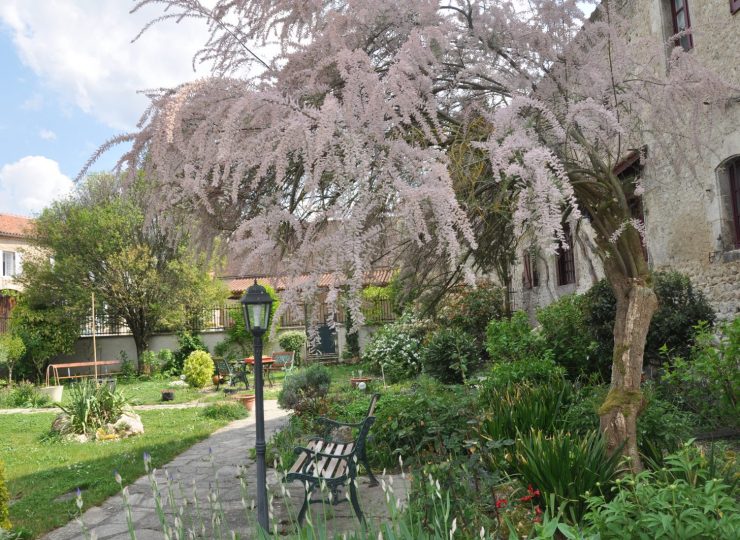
[[244, 357, 274, 387]]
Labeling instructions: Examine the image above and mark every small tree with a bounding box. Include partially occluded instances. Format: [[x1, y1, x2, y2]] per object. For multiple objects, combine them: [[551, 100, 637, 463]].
[[0, 333, 25, 386]]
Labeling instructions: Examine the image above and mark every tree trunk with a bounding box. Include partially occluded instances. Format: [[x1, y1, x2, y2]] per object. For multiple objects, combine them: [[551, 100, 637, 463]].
[[598, 276, 658, 472]]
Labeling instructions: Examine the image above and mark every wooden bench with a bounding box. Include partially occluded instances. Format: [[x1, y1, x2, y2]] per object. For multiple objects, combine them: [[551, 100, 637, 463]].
[[265, 350, 294, 386], [286, 416, 375, 525], [285, 394, 380, 525], [45, 360, 121, 387]]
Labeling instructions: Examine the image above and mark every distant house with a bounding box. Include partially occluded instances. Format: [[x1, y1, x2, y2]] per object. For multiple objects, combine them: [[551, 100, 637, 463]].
[[0, 214, 33, 333]]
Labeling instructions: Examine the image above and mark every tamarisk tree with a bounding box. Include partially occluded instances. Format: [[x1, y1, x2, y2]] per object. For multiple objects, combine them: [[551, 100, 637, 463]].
[[96, 0, 735, 469]]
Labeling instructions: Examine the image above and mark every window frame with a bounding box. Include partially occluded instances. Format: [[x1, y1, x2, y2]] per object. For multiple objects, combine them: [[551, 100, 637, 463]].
[[669, 0, 693, 51], [522, 252, 539, 290], [1, 251, 16, 277], [729, 159, 740, 249], [556, 223, 576, 286]]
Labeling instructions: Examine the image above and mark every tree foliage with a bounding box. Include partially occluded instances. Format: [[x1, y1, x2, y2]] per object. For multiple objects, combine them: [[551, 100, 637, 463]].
[[97, 0, 735, 466], [17, 174, 227, 365]]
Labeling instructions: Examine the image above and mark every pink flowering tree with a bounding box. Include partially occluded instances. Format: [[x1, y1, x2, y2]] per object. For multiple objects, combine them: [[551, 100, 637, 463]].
[[91, 0, 735, 470]]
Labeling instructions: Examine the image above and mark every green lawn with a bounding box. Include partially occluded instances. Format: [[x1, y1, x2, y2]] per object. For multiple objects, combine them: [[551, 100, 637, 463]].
[[1, 408, 239, 538]]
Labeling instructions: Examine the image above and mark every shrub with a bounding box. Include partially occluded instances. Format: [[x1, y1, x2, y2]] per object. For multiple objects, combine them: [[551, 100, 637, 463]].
[[536, 295, 601, 378], [369, 378, 479, 469], [0, 460, 9, 530], [583, 273, 715, 370], [172, 331, 208, 374], [422, 327, 480, 384], [277, 331, 307, 365], [477, 380, 572, 442], [661, 318, 739, 428], [513, 429, 622, 524], [9, 381, 49, 408], [485, 311, 546, 363], [58, 380, 128, 435], [438, 282, 506, 357], [583, 444, 740, 539], [119, 350, 136, 378], [139, 350, 158, 375], [484, 353, 565, 387], [157, 348, 175, 375], [363, 313, 430, 383], [0, 333, 25, 385], [182, 350, 214, 388], [202, 402, 248, 421], [277, 364, 331, 414]]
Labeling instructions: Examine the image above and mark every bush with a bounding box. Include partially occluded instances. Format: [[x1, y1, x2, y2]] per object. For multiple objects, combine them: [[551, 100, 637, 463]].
[[0, 334, 25, 385], [438, 282, 506, 358], [157, 348, 175, 375], [485, 311, 546, 363], [278, 331, 307, 365], [0, 460, 9, 530], [583, 273, 715, 370], [536, 295, 601, 378], [363, 313, 430, 383], [277, 364, 331, 414], [172, 331, 208, 374], [139, 350, 158, 374], [661, 318, 739, 428], [182, 350, 214, 388], [202, 402, 248, 421], [9, 381, 49, 408], [422, 328, 480, 384], [513, 429, 622, 524], [369, 378, 479, 469], [484, 353, 565, 387], [58, 380, 128, 435], [583, 444, 740, 539], [477, 380, 572, 442]]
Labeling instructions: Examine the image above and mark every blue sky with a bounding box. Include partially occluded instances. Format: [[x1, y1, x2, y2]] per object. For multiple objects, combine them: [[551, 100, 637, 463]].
[[0, 0, 212, 217], [0, 1, 595, 218]]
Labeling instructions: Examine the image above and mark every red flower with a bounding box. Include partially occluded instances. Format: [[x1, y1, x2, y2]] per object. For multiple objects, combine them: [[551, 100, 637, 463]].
[[534, 505, 542, 515], [519, 494, 534, 502], [495, 498, 508, 509], [527, 485, 541, 497]]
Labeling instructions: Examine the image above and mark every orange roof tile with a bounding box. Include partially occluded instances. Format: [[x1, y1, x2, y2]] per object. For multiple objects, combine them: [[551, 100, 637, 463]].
[[0, 214, 33, 238]]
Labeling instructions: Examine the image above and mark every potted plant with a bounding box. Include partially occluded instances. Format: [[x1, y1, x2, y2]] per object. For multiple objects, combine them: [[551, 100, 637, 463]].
[[232, 393, 256, 411], [161, 389, 175, 401]]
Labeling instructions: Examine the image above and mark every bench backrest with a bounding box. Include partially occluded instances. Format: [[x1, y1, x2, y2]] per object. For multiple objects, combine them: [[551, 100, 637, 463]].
[[271, 351, 295, 369], [215, 358, 233, 376], [366, 393, 380, 417]]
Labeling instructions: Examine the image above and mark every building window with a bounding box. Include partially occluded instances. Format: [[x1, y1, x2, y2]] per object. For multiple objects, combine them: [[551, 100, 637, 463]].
[[556, 223, 576, 286], [729, 159, 740, 248], [670, 0, 693, 51], [522, 252, 539, 290], [1, 251, 16, 277]]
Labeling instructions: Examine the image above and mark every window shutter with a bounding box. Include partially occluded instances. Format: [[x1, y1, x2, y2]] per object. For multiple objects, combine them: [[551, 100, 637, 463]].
[[15, 251, 22, 276]]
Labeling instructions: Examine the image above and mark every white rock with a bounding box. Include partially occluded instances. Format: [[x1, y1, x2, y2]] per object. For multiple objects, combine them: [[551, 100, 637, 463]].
[[113, 412, 145, 437]]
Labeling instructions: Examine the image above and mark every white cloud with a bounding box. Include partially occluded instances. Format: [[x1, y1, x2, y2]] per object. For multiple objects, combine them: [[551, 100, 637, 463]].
[[21, 92, 44, 110], [0, 1, 215, 131], [39, 128, 56, 140], [0, 156, 73, 215]]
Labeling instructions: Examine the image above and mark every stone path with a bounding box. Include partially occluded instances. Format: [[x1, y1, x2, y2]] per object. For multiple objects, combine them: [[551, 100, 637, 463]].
[[41, 400, 408, 539]]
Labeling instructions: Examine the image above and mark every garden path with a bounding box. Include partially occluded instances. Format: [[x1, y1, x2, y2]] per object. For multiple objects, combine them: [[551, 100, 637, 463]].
[[40, 400, 406, 539]]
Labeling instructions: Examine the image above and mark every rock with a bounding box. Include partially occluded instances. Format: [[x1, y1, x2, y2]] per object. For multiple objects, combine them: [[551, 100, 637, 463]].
[[113, 412, 144, 438], [51, 413, 71, 434]]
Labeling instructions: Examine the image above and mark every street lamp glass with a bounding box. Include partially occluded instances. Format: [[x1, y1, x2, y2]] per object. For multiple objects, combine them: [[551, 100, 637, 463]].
[[240, 280, 273, 332]]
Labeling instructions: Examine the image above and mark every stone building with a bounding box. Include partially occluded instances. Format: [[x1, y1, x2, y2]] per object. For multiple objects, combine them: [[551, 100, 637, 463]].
[[0, 213, 33, 333], [511, 0, 740, 321]]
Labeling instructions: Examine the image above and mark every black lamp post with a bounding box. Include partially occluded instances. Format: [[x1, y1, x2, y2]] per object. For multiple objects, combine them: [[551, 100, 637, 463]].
[[240, 280, 273, 533]]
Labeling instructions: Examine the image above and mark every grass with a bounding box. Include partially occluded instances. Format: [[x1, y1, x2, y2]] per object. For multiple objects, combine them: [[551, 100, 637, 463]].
[[1, 407, 240, 538]]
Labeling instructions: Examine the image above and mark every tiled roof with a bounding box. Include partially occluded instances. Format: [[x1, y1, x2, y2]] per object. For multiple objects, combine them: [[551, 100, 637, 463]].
[[227, 268, 395, 294], [0, 214, 33, 238]]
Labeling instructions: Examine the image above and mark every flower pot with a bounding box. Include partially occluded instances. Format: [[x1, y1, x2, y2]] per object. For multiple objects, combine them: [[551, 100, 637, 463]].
[[161, 390, 175, 402], [350, 377, 372, 389], [39, 385, 64, 403], [232, 393, 256, 411], [212, 375, 223, 386]]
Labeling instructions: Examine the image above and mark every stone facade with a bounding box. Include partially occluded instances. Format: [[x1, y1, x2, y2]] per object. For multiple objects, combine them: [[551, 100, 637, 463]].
[[512, 0, 739, 321]]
